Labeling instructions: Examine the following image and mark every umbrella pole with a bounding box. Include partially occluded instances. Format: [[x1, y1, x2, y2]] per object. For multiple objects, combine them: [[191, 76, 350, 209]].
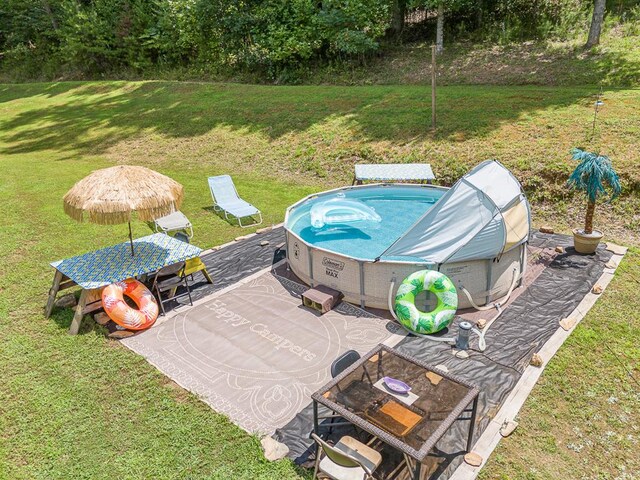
[[128, 221, 135, 256]]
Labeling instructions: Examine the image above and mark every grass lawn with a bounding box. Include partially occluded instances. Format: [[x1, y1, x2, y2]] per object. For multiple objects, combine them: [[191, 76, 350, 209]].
[[0, 81, 638, 479], [480, 249, 640, 479]]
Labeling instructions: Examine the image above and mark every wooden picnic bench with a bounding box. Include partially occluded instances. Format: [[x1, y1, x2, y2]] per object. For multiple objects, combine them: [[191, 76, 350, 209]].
[[45, 233, 206, 334]]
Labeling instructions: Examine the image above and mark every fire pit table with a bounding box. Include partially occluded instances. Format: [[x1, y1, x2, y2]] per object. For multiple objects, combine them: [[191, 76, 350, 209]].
[[311, 344, 479, 479]]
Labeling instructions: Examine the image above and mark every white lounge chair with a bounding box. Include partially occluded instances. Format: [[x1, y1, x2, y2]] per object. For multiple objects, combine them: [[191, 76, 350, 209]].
[[208, 175, 262, 228], [154, 211, 193, 238]]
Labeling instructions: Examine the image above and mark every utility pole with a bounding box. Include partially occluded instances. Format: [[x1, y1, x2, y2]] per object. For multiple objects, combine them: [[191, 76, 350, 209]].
[[431, 45, 437, 130], [591, 87, 604, 141]]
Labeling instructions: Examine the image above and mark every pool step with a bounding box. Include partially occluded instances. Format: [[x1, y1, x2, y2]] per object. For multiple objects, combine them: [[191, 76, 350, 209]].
[[301, 285, 343, 314]]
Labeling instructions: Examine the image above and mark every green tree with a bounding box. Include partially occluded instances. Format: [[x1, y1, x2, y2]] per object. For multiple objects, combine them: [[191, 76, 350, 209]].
[[390, 0, 407, 37], [585, 0, 606, 48], [410, 0, 474, 53]]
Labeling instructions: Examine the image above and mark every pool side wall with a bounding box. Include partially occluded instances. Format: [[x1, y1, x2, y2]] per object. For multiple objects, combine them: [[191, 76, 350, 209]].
[[285, 229, 525, 310]]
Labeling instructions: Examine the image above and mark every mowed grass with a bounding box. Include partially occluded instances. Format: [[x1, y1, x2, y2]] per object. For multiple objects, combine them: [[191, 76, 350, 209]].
[[0, 81, 638, 479], [1, 81, 638, 242]]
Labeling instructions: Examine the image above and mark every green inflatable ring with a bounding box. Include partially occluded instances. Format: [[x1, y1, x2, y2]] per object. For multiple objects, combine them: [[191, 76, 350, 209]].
[[394, 270, 458, 335]]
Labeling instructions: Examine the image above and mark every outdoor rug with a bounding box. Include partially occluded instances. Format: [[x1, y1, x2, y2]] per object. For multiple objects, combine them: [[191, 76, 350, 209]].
[[273, 232, 619, 479], [122, 269, 403, 435]]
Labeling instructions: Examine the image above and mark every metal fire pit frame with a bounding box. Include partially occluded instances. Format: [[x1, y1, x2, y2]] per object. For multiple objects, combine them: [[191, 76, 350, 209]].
[[312, 344, 480, 480]]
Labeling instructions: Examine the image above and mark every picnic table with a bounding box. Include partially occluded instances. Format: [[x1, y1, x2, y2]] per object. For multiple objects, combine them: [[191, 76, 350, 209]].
[[45, 233, 203, 335], [312, 344, 479, 480], [353, 163, 435, 185]]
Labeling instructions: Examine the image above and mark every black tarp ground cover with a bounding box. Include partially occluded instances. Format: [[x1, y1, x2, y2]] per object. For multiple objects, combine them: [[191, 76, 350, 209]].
[[268, 231, 612, 479], [184, 228, 611, 479], [184, 228, 286, 302]]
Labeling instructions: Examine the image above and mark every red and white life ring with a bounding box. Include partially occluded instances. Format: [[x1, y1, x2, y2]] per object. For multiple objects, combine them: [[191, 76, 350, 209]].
[[102, 279, 159, 331]]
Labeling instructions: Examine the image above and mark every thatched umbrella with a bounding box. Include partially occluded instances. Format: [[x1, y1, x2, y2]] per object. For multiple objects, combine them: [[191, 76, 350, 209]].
[[63, 165, 184, 255]]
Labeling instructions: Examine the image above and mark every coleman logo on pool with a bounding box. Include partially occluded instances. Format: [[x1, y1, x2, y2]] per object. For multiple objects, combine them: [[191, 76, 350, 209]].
[[323, 257, 344, 278], [322, 257, 344, 271]]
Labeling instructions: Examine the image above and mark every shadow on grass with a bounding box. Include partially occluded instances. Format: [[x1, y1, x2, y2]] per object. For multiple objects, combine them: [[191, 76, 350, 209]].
[[0, 81, 88, 104], [0, 79, 619, 156], [49, 306, 104, 336], [201, 205, 263, 228]]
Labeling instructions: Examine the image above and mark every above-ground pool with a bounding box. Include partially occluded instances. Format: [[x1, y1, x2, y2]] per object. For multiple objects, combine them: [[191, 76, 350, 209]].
[[284, 162, 531, 311], [287, 185, 445, 262]]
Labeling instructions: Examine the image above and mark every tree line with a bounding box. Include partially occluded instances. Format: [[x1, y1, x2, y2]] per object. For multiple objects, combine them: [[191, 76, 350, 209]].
[[0, 0, 633, 81]]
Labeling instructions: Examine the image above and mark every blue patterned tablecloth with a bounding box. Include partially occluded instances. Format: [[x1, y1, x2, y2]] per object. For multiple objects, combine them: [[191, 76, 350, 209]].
[[354, 163, 435, 181], [51, 233, 202, 289]]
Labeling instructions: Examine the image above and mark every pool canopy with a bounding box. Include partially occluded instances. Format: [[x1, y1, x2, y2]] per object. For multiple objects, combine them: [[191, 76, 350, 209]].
[[380, 160, 531, 264]]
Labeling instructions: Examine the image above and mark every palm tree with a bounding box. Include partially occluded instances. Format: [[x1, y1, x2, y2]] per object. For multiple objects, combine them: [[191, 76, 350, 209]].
[[567, 148, 621, 234]]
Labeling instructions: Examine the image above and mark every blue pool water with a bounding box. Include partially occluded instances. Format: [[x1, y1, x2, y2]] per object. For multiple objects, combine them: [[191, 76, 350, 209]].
[[286, 185, 445, 261]]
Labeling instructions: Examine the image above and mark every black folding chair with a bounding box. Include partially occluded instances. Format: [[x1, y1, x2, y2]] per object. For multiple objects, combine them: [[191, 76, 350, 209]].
[[150, 262, 193, 315], [327, 350, 372, 436], [331, 350, 361, 378]]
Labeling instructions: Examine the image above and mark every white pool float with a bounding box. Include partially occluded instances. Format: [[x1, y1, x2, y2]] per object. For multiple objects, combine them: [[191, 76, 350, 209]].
[[310, 198, 381, 229]]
